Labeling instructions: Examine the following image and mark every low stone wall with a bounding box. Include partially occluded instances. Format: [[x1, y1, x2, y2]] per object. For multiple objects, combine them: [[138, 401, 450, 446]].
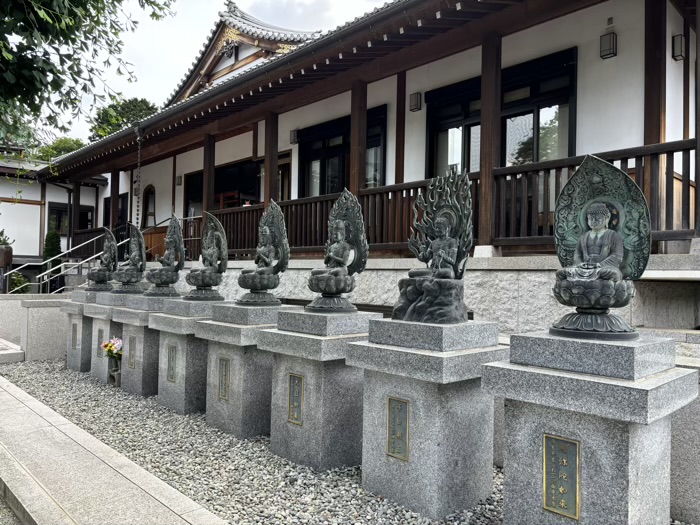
[[20, 299, 69, 361], [0, 294, 50, 344], [167, 253, 700, 334]]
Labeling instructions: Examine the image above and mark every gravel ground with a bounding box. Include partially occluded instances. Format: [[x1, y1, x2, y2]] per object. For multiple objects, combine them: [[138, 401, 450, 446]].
[[0, 360, 694, 525], [0, 498, 21, 525]]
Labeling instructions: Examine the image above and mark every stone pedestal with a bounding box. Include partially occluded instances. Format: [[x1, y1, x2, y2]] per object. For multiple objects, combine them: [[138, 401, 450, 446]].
[[111, 295, 163, 397], [83, 302, 123, 384], [257, 310, 381, 471], [671, 356, 700, 524], [61, 301, 93, 372], [20, 299, 69, 361], [194, 304, 299, 438], [71, 290, 97, 304], [148, 298, 214, 415], [482, 332, 698, 525], [346, 319, 508, 520]]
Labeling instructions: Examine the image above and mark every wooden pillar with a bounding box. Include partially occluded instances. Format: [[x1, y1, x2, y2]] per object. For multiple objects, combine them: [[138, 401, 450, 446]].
[[71, 182, 81, 240], [110, 170, 119, 229], [644, 0, 666, 146], [171, 156, 177, 213], [202, 134, 215, 212], [696, 4, 700, 236], [264, 113, 279, 204], [395, 71, 406, 184], [349, 80, 367, 195], [39, 182, 46, 256], [479, 33, 502, 246]]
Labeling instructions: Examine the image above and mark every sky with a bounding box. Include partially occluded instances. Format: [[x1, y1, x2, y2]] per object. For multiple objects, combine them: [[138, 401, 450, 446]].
[[67, 0, 388, 141]]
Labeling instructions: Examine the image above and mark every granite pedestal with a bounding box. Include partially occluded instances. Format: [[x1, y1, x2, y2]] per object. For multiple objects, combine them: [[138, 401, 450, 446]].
[[257, 310, 381, 471], [61, 301, 93, 372], [671, 356, 700, 524], [83, 302, 123, 384], [111, 295, 164, 397], [194, 304, 299, 438], [148, 298, 214, 415], [346, 319, 508, 520], [482, 332, 699, 525], [71, 290, 97, 304]]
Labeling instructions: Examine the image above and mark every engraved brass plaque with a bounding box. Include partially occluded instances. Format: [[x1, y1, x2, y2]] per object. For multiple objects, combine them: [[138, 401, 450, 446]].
[[167, 345, 177, 383], [218, 358, 230, 401], [96, 329, 104, 357], [128, 336, 136, 369], [387, 397, 409, 461], [71, 323, 78, 350], [287, 374, 303, 425], [544, 434, 580, 520]]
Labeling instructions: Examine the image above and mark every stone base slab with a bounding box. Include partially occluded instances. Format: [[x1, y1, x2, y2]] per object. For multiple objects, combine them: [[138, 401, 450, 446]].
[[270, 354, 362, 471], [149, 313, 207, 335], [276, 310, 381, 336], [121, 324, 160, 397], [125, 295, 166, 312], [83, 304, 114, 321], [60, 302, 84, 316], [111, 307, 151, 327], [206, 343, 273, 438], [90, 318, 122, 384], [211, 303, 293, 325], [157, 333, 208, 415], [347, 341, 508, 384], [71, 290, 97, 304], [258, 329, 368, 361], [503, 399, 671, 525], [368, 319, 500, 352], [671, 356, 700, 524], [510, 332, 676, 380], [194, 320, 271, 347], [482, 361, 698, 425], [95, 292, 129, 307], [162, 299, 217, 318], [361, 370, 493, 520], [66, 313, 92, 373]]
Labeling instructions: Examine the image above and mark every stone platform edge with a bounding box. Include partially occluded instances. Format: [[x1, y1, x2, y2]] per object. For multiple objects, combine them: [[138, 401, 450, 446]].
[[0, 376, 226, 525]]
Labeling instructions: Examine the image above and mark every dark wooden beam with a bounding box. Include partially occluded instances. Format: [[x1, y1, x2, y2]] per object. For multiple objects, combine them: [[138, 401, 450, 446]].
[[110, 171, 119, 229], [202, 134, 215, 213], [349, 81, 367, 195], [171, 155, 177, 213], [645, 0, 667, 145], [395, 71, 406, 184], [683, 19, 690, 139], [696, 1, 700, 236], [479, 33, 502, 246], [71, 182, 81, 242], [39, 182, 46, 256], [264, 113, 279, 203]]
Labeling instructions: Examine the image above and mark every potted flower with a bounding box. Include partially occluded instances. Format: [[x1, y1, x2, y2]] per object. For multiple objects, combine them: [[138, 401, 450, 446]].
[[101, 336, 123, 387], [0, 228, 13, 269]]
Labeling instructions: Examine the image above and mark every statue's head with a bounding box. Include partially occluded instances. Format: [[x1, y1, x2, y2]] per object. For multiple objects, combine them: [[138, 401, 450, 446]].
[[434, 217, 450, 238], [330, 220, 346, 242], [586, 202, 611, 232], [259, 226, 272, 244]]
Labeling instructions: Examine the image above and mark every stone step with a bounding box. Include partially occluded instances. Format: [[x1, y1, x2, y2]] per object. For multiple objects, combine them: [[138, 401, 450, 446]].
[[0, 376, 226, 525], [0, 339, 23, 364]]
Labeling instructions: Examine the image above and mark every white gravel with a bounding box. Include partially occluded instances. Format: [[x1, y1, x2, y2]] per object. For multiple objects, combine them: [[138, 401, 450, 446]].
[[0, 497, 21, 525], [0, 360, 694, 525]]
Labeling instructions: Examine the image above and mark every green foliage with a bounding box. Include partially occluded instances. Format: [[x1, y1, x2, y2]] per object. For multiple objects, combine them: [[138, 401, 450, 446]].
[[0, 228, 13, 246], [0, 0, 174, 145], [36, 136, 85, 161], [511, 109, 561, 166], [43, 229, 62, 278], [88, 97, 158, 142], [9, 272, 28, 294]]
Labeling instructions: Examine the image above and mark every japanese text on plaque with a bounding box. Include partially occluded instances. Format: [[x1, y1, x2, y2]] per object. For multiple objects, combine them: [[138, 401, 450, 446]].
[[288, 374, 303, 425], [544, 434, 580, 520], [387, 397, 409, 461]]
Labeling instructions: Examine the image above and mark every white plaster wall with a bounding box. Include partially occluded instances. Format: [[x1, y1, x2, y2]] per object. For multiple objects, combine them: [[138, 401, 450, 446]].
[[131, 158, 172, 227], [405, 47, 482, 182], [666, 1, 685, 143], [0, 177, 41, 200], [1, 202, 40, 256], [503, 0, 645, 154], [368, 76, 397, 186], [215, 132, 253, 165], [174, 148, 203, 218], [212, 44, 264, 86], [279, 91, 351, 199]]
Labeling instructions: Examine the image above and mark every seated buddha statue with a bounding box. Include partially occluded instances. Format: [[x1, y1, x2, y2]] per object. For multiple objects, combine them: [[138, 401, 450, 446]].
[[556, 202, 624, 282], [408, 217, 457, 279], [155, 237, 179, 273], [242, 226, 276, 276], [311, 220, 353, 278]]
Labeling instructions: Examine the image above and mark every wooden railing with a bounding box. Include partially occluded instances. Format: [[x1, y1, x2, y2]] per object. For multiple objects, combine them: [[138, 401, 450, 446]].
[[212, 204, 264, 256], [72, 228, 104, 258], [491, 139, 697, 246]]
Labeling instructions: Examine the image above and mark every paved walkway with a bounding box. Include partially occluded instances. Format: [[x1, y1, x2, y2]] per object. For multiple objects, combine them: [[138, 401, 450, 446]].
[[0, 339, 23, 365], [0, 376, 226, 525]]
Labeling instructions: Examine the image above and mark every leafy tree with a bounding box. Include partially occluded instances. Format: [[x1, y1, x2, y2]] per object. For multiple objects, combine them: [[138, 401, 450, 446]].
[[42, 229, 63, 292], [89, 97, 158, 142], [9, 272, 29, 294], [511, 109, 561, 166], [36, 137, 85, 161], [0, 0, 174, 145]]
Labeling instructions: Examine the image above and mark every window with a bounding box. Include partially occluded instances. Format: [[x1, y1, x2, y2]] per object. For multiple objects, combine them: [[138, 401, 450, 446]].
[[102, 193, 129, 227], [141, 185, 156, 228], [298, 106, 387, 197], [426, 48, 577, 175], [48, 203, 94, 235]]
